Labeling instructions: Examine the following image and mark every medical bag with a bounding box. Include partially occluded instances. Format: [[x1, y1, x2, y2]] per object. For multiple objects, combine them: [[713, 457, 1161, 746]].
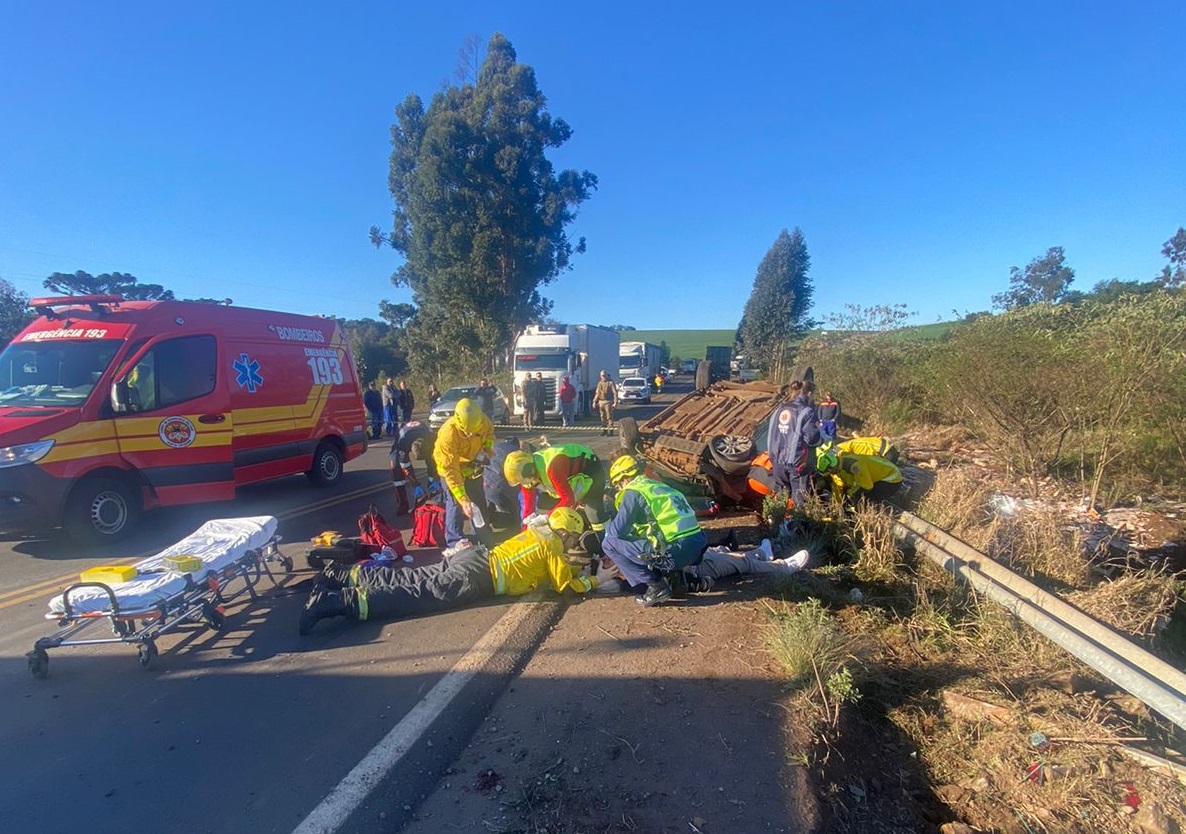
[[358, 505, 409, 557], [410, 503, 446, 548]]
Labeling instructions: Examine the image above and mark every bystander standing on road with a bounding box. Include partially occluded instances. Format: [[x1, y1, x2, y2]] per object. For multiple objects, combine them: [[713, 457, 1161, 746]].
[[592, 370, 616, 436], [397, 380, 415, 423], [558, 375, 577, 427], [382, 378, 399, 437], [427, 383, 441, 407], [363, 381, 383, 440], [532, 372, 548, 426], [475, 377, 497, 420], [521, 374, 537, 428]]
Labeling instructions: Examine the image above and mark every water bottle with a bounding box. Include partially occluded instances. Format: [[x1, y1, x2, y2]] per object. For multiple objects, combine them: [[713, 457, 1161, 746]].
[[470, 503, 485, 529]]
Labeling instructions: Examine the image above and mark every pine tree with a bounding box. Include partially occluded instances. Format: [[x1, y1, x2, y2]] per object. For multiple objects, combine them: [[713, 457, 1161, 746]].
[[738, 228, 815, 381]]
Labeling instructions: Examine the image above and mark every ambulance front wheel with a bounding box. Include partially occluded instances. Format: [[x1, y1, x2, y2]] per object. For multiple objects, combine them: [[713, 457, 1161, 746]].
[[307, 442, 343, 488], [64, 477, 141, 544]]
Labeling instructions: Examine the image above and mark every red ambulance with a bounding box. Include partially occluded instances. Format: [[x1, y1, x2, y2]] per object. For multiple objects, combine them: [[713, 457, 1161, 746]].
[[0, 295, 368, 542]]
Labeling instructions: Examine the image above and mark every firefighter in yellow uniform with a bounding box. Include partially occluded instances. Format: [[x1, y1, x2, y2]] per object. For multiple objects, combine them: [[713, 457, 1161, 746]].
[[433, 397, 495, 548], [816, 445, 903, 499], [299, 507, 596, 633]]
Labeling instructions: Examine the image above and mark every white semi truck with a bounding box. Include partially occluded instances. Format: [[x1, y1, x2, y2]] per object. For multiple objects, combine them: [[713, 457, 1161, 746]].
[[511, 324, 619, 419], [618, 340, 663, 382]]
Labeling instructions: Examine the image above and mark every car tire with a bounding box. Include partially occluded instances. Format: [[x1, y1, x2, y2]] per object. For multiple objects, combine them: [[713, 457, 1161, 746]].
[[618, 416, 641, 452], [307, 441, 344, 487], [788, 365, 814, 387], [695, 360, 712, 391], [65, 476, 141, 544], [709, 434, 756, 475]]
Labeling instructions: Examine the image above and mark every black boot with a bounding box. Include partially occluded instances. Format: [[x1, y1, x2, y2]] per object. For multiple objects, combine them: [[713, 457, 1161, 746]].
[[579, 530, 604, 558], [635, 577, 673, 607], [299, 588, 355, 635]]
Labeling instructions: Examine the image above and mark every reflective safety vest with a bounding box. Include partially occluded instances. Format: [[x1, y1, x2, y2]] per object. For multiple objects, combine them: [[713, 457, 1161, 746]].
[[622, 476, 700, 543]]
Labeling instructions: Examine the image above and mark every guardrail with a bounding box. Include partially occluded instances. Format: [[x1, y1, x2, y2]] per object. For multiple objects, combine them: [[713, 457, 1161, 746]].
[[893, 510, 1186, 734]]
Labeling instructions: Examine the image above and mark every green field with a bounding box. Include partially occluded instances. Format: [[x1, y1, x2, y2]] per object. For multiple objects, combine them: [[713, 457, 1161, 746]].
[[628, 330, 735, 363]]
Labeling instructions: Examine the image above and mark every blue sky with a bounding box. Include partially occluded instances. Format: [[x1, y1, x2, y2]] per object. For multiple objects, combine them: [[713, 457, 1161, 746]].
[[1, 2, 1182, 330]]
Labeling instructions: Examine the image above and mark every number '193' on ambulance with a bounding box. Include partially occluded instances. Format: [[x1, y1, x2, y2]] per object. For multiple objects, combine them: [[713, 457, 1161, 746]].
[[0, 295, 369, 542]]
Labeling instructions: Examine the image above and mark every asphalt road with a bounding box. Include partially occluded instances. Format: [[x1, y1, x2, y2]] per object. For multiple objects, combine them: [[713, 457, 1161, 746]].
[[0, 381, 681, 834]]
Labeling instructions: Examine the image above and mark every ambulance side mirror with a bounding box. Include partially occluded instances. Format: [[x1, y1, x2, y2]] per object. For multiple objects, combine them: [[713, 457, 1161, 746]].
[[110, 380, 132, 414]]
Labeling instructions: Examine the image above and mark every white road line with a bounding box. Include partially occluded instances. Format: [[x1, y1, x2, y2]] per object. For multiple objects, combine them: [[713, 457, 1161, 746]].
[[290, 596, 547, 834]]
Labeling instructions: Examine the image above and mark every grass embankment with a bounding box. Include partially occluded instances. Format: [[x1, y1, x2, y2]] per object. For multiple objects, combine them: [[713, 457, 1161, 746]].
[[628, 330, 735, 364], [759, 474, 1186, 834]]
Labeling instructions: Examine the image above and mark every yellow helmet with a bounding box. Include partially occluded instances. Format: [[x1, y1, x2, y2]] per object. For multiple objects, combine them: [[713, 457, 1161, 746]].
[[453, 397, 484, 433], [503, 450, 537, 486], [548, 506, 586, 536], [609, 454, 642, 486]]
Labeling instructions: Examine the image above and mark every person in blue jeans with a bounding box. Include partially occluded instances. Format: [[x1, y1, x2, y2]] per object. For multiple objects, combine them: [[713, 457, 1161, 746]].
[[600, 453, 707, 607], [432, 397, 496, 549]]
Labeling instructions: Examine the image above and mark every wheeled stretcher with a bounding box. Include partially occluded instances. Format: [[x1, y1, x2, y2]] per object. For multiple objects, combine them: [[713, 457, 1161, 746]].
[[27, 516, 291, 677]]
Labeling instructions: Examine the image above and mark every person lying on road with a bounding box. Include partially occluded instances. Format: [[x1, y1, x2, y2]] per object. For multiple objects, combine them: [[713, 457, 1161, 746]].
[[593, 536, 809, 595], [298, 507, 594, 634]]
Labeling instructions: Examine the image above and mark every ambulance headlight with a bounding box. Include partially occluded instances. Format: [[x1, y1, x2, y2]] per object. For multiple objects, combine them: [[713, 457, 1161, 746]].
[[0, 440, 55, 468]]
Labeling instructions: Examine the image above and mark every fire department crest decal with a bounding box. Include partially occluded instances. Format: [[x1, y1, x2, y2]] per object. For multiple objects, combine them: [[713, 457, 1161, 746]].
[[159, 416, 196, 448]]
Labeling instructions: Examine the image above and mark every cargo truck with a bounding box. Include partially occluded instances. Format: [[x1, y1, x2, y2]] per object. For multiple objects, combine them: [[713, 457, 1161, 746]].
[[511, 324, 619, 419], [618, 340, 662, 382]]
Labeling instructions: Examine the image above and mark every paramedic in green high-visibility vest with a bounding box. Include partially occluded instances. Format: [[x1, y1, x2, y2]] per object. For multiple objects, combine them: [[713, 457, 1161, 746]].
[[601, 453, 708, 607], [503, 443, 608, 530]]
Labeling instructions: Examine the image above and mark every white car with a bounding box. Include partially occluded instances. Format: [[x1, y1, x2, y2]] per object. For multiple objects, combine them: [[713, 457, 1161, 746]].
[[617, 376, 651, 405]]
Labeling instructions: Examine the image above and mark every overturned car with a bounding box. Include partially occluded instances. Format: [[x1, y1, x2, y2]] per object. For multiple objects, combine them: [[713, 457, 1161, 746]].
[[617, 378, 791, 506]]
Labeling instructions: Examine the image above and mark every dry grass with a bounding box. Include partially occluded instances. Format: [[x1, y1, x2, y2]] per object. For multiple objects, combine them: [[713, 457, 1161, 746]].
[[776, 461, 1186, 834], [916, 465, 1001, 548], [1068, 569, 1182, 640], [846, 500, 905, 583], [764, 598, 856, 693]]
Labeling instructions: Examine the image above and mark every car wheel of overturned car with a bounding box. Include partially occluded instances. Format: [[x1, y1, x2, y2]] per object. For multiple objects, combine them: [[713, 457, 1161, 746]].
[[307, 442, 344, 487], [65, 476, 141, 544], [695, 360, 712, 391], [709, 434, 756, 475], [617, 416, 641, 452], [787, 364, 814, 387]]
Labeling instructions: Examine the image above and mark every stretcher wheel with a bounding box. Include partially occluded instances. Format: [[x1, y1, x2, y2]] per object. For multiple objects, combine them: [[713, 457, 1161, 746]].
[[138, 641, 158, 669], [202, 605, 226, 631], [27, 649, 49, 679], [280, 556, 294, 572]]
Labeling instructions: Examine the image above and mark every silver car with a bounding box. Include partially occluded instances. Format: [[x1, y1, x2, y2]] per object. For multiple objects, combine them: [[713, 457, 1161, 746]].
[[617, 376, 652, 405], [428, 385, 510, 430]]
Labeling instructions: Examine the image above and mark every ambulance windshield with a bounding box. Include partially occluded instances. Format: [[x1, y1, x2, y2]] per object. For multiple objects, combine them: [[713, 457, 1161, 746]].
[[0, 339, 123, 407]]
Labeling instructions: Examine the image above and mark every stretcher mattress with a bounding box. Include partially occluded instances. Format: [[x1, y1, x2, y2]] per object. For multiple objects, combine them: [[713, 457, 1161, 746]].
[[48, 516, 279, 617]]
